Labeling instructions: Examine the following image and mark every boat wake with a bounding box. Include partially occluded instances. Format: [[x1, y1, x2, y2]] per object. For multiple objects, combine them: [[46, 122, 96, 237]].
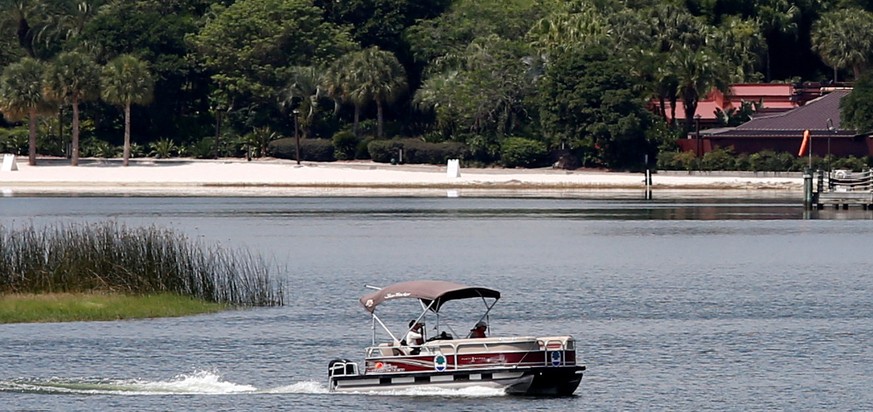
[[0, 371, 257, 395], [0, 371, 503, 397]]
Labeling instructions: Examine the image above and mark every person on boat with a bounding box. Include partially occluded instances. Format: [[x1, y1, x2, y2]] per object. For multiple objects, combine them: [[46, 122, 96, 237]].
[[403, 320, 424, 354], [469, 321, 487, 338]]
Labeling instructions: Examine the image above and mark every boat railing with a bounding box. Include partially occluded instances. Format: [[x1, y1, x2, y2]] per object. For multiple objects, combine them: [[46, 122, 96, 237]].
[[365, 335, 576, 371]]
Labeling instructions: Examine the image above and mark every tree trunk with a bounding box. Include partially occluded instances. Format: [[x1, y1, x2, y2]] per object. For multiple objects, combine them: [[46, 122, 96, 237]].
[[669, 95, 678, 128], [28, 108, 37, 166], [58, 107, 64, 156], [682, 87, 697, 133], [377, 100, 384, 138], [353, 104, 361, 137], [71, 98, 80, 166], [123, 103, 131, 166]]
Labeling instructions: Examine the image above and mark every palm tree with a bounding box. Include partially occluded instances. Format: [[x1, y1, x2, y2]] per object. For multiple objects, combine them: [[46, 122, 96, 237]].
[[284, 65, 323, 139], [323, 52, 361, 136], [347, 47, 407, 138], [0, 57, 46, 165], [413, 70, 461, 136], [101, 54, 154, 166], [42, 51, 100, 166], [670, 47, 729, 132], [811, 8, 873, 82], [755, 0, 800, 82], [0, 0, 47, 58], [0, 0, 90, 59]]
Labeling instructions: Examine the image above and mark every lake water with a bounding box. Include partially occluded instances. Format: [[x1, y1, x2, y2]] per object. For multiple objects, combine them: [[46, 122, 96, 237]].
[[1, 195, 872, 411]]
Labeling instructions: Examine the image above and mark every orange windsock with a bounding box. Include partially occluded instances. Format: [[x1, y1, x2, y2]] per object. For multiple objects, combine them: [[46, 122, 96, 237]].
[[798, 129, 810, 156]]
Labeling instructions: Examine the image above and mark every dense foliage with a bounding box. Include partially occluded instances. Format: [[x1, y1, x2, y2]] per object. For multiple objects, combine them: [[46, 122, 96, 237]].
[[1, 0, 873, 169]]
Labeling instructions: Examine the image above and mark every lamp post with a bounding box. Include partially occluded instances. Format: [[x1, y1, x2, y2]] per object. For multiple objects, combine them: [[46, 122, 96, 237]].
[[694, 114, 701, 170], [293, 109, 300, 165], [826, 118, 836, 171]]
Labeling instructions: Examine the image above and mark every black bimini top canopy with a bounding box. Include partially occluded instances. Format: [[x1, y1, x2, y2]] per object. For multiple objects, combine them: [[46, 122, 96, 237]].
[[359, 280, 500, 313]]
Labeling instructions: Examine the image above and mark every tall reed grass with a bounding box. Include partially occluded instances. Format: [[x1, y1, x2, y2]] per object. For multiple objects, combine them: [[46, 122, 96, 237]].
[[0, 222, 284, 306]]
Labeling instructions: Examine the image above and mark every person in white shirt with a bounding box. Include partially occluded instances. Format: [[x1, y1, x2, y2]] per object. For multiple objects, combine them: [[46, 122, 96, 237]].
[[404, 320, 424, 354]]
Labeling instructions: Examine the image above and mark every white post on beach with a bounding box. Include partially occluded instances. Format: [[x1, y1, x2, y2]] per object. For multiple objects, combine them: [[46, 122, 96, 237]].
[[447, 159, 460, 178], [1, 154, 19, 172]]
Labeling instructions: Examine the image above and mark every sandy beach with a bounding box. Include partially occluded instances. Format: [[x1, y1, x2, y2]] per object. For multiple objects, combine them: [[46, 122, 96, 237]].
[[0, 157, 804, 197]]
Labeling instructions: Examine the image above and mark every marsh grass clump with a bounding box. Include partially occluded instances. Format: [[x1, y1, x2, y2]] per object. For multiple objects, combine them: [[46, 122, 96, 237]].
[[0, 222, 284, 307]]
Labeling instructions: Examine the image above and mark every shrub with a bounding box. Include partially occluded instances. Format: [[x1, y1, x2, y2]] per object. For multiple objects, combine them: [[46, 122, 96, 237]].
[[268, 137, 336, 161], [734, 152, 751, 170], [401, 139, 467, 164], [355, 136, 375, 160], [367, 139, 403, 163], [80, 137, 118, 158], [656, 151, 675, 169], [674, 151, 698, 171], [240, 127, 280, 158], [367, 138, 468, 164], [701, 146, 736, 171], [189, 137, 216, 159], [500, 137, 548, 168], [332, 130, 358, 160], [0, 126, 28, 154], [149, 138, 178, 158], [831, 155, 868, 171]]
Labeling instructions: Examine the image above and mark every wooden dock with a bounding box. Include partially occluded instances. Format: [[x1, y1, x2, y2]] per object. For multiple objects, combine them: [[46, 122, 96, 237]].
[[808, 169, 873, 209]]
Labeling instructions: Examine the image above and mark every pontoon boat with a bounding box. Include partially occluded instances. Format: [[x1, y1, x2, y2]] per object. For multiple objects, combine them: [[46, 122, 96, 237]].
[[327, 280, 585, 395]]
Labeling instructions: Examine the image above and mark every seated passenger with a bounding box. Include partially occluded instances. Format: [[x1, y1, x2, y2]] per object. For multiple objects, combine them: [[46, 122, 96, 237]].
[[404, 320, 424, 354], [469, 321, 487, 338]]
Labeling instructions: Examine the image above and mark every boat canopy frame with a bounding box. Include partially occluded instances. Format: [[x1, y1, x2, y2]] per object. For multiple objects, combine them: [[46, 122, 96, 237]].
[[359, 280, 501, 345]]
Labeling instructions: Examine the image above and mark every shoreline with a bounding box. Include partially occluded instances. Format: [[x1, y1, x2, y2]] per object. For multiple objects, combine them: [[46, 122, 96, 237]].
[[0, 292, 226, 324], [0, 157, 805, 197]]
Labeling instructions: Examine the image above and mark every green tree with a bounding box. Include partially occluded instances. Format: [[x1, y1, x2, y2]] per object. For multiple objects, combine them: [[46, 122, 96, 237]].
[[283, 65, 323, 138], [42, 51, 100, 166], [754, 0, 800, 81], [811, 8, 873, 81], [0, 0, 49, 58], [414, 35, 536, 140], [76, 0, 211, 140], [406, 0, 544, 64], [191, 0, 356, 116], [101, 54, 154, 166], [316, 0, 449, 52], [711, 17, 766, 82], [841, 71, 873, 133], [0, 0, 96, 59], [413, 70, 461, 136], [323, 52, 362, 136], [347, 46, 407, 138], [527, 1, 611, 59], [0, 57, 46, 165], [670, 46, 729, 132], [538, 46, 652, 168]]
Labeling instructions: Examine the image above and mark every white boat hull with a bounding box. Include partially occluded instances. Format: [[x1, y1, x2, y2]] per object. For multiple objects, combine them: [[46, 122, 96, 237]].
[[329, 363, 584, 395]]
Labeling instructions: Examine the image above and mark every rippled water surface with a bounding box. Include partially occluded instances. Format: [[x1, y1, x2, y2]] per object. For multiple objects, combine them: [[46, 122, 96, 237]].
[[1, 196, 872, 411]]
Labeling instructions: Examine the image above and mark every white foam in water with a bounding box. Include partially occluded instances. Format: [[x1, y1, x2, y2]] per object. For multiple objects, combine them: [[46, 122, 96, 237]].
[[132, 370, 257, 394], [6, 371, 259, 395], [3, 374, 505, 398], [264, 380, 329, 394]]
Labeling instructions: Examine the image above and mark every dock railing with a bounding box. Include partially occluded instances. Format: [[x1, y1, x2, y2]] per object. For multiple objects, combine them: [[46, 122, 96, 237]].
[[807, 169, 873, 210]]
